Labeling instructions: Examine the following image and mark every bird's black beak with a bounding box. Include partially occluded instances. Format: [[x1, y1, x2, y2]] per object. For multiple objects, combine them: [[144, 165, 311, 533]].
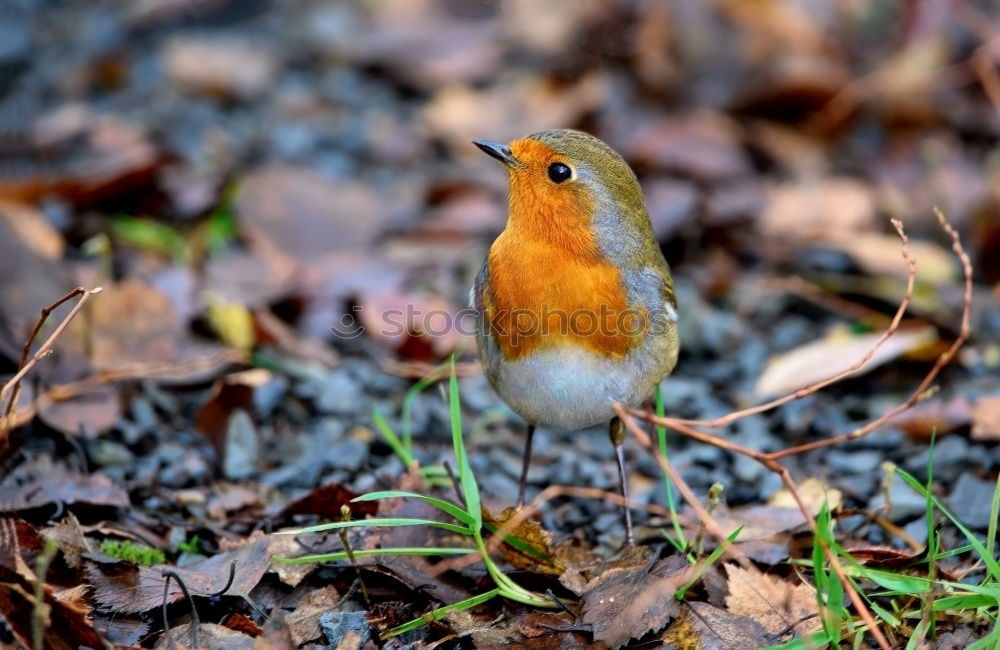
[[473, 139, 519, 167]]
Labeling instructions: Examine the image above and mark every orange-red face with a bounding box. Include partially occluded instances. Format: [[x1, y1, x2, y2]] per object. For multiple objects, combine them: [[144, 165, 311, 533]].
[[476, 136, 644, 361], [503, 138, 595, 243]]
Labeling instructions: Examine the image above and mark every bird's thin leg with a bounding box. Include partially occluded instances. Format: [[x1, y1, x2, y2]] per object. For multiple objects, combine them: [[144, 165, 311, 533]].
[[516, 424, 536, 508], [610, 417, 635, 547]]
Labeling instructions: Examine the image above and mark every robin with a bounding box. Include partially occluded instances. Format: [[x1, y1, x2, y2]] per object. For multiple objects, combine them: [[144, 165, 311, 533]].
[[471, 129, 679, 546]]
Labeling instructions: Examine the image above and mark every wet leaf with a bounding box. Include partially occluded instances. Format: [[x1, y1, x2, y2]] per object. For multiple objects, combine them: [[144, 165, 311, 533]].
[[581, 549, 694, 648]]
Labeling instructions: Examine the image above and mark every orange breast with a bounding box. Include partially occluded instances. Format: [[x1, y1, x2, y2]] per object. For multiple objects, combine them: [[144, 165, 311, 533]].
[[484, 166, 645, 361]]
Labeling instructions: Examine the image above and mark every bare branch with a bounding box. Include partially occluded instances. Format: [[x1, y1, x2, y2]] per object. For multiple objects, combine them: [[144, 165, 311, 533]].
[[1, 287, 102, 444]]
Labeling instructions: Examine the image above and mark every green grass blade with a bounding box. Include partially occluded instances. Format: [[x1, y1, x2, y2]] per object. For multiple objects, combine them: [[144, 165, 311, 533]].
[[987, 473, 1000, 566], [381, 588, 501, 639], [449, 357, 481, 530], [655, 385, 688, 555], [895, 466, 1000, 581], [278, 517, 471, 536], [932, 593, 997, 610], [274, 547, 475, 564], [401, 362, 448, 453], [352, 491, 475, 527], [906, 617, 930, 650], [675, 524, 743, 599], [923, 431, 938, 638], [373, 409, 415, 467]]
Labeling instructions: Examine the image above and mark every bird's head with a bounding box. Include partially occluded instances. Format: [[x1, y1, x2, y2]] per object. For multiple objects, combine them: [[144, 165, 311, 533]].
[[473, 129, 652, 256]]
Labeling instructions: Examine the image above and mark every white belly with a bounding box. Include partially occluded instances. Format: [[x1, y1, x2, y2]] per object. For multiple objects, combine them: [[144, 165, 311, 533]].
[[487, 344, 660, 430]]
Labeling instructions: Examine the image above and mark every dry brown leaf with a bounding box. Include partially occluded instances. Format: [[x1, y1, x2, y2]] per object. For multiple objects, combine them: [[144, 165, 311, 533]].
[[662, 601, 770, 649], [0, 199, 64, 259], [724, 564, 818, 636], [0, 581, 103, 650], [285, 585, 340, 645], [86, 537, 269, 613], [235, 165, 387, 265], [832, 232, 956, 283], [688, 503, 809, 564], [154, 623, 255, 650], [0, 462, 129, 511], [64, 279, 182, 372], [761, 177, 874, 241], [768, 478, 842, 514], [582, 550, 694, 648], [266, 533, 316, 588], [38, 384, 122, 438], [162, 37, 278, 99], [44, 512, 96, 569], [253, 612, 296, 650], [754, 325, 937, 398], [892, 395, 972, 440], [971, 396, 1000, 441], [485, 506, 562, 575]]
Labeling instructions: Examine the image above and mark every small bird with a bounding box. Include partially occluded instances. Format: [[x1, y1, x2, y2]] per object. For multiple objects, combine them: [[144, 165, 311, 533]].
[[471, 129, 679, 546]]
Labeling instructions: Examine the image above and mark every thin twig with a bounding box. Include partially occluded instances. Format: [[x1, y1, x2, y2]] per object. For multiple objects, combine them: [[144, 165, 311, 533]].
[[1, 287, 102, 441]]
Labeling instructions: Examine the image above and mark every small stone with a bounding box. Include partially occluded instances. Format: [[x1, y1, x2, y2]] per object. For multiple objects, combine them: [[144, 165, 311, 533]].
[[870, 474, 928, 521], [903, 518, 929, 546], [949, 473, 997, 530], [87, 440, 134, 467], [733, 454, 764, 482], [253, 375, 289, 418], [904, 436, 970, 482], [320, 611, 369, 648], [130, 396, 158, 432], [827, 450, 883, 474], [314, 369, 365, 414], [223, 409, 258, 480], [327, 438, 367, 471]]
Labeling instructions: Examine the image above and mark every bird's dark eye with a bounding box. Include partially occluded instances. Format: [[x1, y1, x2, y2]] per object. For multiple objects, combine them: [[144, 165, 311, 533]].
[[547, 162, 572, 184]]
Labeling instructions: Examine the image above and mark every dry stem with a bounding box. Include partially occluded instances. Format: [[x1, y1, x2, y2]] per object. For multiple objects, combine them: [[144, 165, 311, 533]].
[[1, 287, 102, 444]]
